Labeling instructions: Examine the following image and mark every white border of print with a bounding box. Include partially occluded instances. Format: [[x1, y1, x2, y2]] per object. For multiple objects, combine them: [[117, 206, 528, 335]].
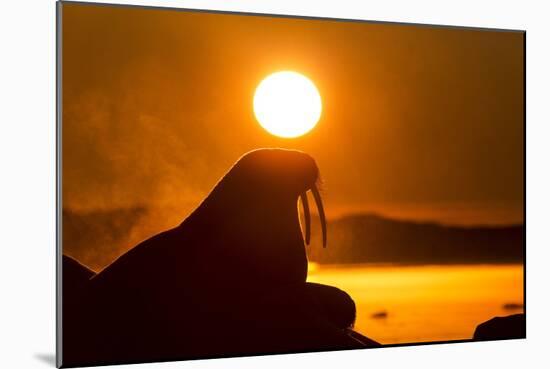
[[1, 1, 548, 368]]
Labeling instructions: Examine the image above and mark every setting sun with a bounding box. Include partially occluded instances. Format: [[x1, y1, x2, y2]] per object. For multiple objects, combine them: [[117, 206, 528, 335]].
[[254, 71, 322, 138]]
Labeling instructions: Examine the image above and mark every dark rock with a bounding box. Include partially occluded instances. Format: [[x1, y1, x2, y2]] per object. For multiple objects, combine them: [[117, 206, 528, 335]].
[[473, 314, 525, 340], [371, 311, 388, 319], [62, 255, 95, 313]]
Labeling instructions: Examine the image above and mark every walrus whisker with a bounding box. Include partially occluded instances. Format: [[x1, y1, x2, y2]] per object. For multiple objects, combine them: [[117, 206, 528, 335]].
[[311, 184, 327, 248], [300, 192, 311, 245]]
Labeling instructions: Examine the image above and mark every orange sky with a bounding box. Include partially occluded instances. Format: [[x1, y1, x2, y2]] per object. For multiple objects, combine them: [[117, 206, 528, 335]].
[[62, 3, 524, 226]]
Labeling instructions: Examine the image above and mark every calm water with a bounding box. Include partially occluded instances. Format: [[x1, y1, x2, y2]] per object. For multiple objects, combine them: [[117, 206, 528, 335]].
[[307, 264, 524, 345]]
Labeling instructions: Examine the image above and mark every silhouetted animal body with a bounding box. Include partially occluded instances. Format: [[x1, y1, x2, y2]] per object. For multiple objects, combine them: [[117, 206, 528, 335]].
[[62, 149, 377, 366]]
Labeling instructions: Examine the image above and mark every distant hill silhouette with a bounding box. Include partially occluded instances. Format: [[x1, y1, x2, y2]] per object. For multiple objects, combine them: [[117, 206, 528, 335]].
[[307, 213, 524, 265], [63, 208, 524, 271]]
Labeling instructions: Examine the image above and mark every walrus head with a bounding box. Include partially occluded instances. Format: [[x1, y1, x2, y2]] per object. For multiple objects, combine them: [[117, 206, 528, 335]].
[[185, 148, 327, 286], [208, 148, 325, 247]]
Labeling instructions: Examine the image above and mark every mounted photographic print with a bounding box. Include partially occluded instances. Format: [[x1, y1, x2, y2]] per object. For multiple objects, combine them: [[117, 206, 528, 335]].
[[57, 1, 525, 367]]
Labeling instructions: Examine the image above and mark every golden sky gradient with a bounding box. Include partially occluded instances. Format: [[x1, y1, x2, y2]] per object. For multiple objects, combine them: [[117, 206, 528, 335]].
[[62, 3, 524, 226]]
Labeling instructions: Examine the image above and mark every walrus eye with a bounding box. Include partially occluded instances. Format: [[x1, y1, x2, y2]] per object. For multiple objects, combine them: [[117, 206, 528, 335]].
[[300, 192, 311, 245], [311, 184, 327, 248]]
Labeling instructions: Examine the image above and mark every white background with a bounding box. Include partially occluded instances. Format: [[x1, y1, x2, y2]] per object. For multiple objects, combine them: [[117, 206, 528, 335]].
[[0, 0, 548, 368]]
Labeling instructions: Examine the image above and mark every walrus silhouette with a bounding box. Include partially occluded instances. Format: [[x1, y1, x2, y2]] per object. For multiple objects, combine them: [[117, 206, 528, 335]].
[[63, 149, 377, 366], [91, 149, 327, 296]]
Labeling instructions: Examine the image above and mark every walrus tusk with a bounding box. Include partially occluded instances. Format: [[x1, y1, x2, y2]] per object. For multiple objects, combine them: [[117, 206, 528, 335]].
[[300, 192, 311, 245], [311, 184, 327, 248]]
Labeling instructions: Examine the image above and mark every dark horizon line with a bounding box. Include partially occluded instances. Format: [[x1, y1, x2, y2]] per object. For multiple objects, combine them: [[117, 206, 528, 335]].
[[331, 211, 525, 229], [61, 205, 524, 229]]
